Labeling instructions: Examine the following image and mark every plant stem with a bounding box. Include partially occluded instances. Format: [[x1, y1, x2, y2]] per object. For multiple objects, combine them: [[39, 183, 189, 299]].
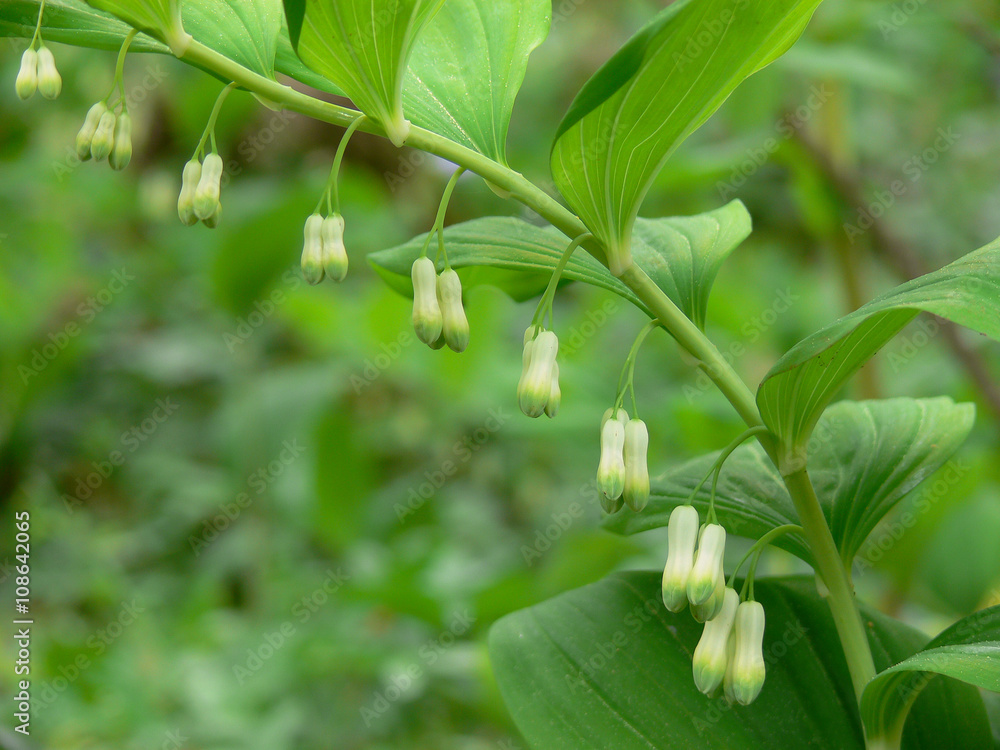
[[178, 37, 879, 712]]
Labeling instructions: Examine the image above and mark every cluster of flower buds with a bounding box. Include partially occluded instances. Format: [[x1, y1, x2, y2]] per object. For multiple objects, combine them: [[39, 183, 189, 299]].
[[177, 154, 223, 228], [76, 102, 132, 170], [518, 326, 559, 418], [597, 409, 649, 513], [661, 506, 767, 704], [409, 258, 470, 352], [16, 44, 61, 101], [300, 212, 349, 284]]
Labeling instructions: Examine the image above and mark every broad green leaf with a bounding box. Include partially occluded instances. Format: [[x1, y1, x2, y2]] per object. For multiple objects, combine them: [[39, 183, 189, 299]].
[[85, 0, 181, 47], [861, 605, 1000, 746], [490, 573, 992, 749], [178, 0, 283, 78], [367, 201, 750, 327], [603, 398, 975, 566], [402, 0, 550, 164], [757, 238, 1000, 470], [550, 0, 822, 270], [0, 0, 167, 52], [284, 0, 446, 146]]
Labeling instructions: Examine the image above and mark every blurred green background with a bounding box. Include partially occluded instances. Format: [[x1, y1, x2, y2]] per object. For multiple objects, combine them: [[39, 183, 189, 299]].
[[1, 1, 999, 748]]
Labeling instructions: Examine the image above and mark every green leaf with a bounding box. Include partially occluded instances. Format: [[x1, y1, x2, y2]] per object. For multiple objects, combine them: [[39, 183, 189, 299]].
[[757, 238, 1000, 470], [861, 605, 1000, 745], [603, 398, 975, 566], [84, 0, 181, 46], [284, 0, 446, 146], [178, 0, 283, 78], [550, 0, 822, 270], [0, 0, 168, 52], [402, 0, 550, 164], [490, 572, 992, 749], [367, 201, 750, 327]]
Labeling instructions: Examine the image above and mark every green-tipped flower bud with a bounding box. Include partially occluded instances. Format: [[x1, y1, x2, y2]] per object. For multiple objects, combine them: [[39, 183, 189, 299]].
[[15, 48, 37, 100], [321, 214, 348, 282], [692, 587, 739, 695], [411, 257, 443, 345], [90, 110, 117, 162], [623, 418, 649, 512], [193, 153, 223, 220], [300, 213, 325, 285], [108, 111, 132, 171], [597, 417, 626, 511], [662, 505, 699, 612], [177, 159, 202, 226], [725, 601, 766, 705], [518, 330, 558, 418], [691, 574, 726, 623], [437, 269, 469, 353], [544, 362, 561, 418], [203, 202, 222, 229], [36, 46, 61, 100], [76, 102, 107, 161], [688, 523, 727, 607]]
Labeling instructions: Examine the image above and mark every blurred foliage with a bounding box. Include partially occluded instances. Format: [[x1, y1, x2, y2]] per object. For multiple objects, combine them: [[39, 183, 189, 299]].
[[0, 1, 999, 748]]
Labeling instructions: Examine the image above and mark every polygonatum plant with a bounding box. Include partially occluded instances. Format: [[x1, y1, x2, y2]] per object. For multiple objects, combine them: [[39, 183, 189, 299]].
[[4, 1, 1000, 748]]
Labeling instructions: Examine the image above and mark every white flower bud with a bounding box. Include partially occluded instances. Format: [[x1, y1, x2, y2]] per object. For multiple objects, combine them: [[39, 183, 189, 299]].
[[725, 600, 766, 705], [517, 327, 539, 401], [89, 110, 117, 162], [692, 587, 739, 695], [203, 202, 222, 229], [688, 523, 726, 607], [15, 49, 37, 100], [177, 159, 202, 226], [600, 407, 629, 430], [300, 213, 325, 285], [623, 418, 649, 512], [597, 417, 625, 511], [437, 269, 469, 353], [518, 330, 558, 418], [321, 214, 348, 282], [193, 153, 223, 220], [411, 257, 442, 345], [661, 505, 699, 612], [544, 362, 560, 418], [691, 573, 725, 623], [76, 102, 107, 161], [36, 46, 61, 100], [109, 112, 132, 171]]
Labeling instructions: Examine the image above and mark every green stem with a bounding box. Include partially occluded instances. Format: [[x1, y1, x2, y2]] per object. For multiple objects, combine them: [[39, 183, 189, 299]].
[[177, 37, 879, 713], [328, 114, 366, 214], [193, 81, 236, 159], [533, 233, 593, 327], [420, 166, 466, 262], [30, 0, 46, 48], [728, 524, 803, 591], [105, 28, 138, 104]]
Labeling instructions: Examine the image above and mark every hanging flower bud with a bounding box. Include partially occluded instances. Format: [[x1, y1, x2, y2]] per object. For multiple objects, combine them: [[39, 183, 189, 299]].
[[691, 574, 726, 623], [600, 407, 629, 430], [76, 102, 107, 161], [36, 45, 61, 100], [518, 330, 558, 418], [193, 153, 223, 220], [300, 213, 325, 285], [15, 48, 37, 100], [597, 417, 626, 512], [89, 109, 117, 162], [321, 214, 348, 282], [688, 524, 727, 607], [662, 505, 699, 612], [544, 362, 561, 418], [411, 257, 443, 346], [437, 269, 469, 353], [177, 159, 202, 226], [725, 601, 766, 705], [517, 326, 539, 403], [203, 203, 222, 229], [108, 111, 133, 171], [692, 587, 739, 695], [623, 418, 649, 512]]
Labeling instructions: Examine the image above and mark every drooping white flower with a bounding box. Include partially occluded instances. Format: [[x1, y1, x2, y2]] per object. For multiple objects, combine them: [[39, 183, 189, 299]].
[[623, 418, 649, 512], [725, 600, 766, 705], [692, 587, 739, 695], [661, 505, 699, 612], [411, 257, 443, 346]]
